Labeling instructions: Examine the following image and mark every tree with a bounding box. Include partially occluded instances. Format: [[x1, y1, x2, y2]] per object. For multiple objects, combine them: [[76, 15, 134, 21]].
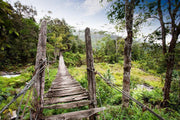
[[163, 0, 180, 106], [143, 0, 180, 106], [0, 0, 38, 70], [44, 17, 74, 62], [107, 0, 139, 107]]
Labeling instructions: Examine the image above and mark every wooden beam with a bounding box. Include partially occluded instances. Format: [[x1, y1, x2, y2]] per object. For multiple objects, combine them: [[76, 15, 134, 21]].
[[45, 107, 105, 120], [85, 27, 97, 120], [43, 100, 91, 109], [44, 93, 89, 105], [49, 85, 83, 92], [44, 89, 88, 98], [51, 81, 79, 86], [51, 84, 81, 89], [32, 20, 47, 119], [51, 82, 80, 88]]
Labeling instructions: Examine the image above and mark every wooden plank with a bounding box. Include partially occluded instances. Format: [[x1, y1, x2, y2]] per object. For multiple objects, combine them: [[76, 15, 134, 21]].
[[51, 81, 78, 86], [52, 79, 73, 83], [43, 100, 91, 109], [48, 87, 85, 93], [44, 93, 88, 105], [44, 89, 88, 98], [51, 82, 80, 87], [48, 86, 84, 92], [45, 107, 106, 120], [51, 84, 81, 89], [54, 75, 73, 80]]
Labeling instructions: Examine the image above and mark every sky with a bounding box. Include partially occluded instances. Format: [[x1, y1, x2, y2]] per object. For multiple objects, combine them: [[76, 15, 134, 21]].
[[7, 0, 171, 41], [8, 0, 118, 34]]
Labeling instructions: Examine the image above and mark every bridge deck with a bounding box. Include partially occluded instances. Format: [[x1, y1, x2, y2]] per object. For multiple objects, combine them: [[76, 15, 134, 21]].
[[43, 53, 104, 119]]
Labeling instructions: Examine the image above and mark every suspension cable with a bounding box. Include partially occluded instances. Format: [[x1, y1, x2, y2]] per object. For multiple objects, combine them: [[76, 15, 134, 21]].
[[16, 92, 26, 120], [89, 69, 165, 120], [0, 59, 46, 114]]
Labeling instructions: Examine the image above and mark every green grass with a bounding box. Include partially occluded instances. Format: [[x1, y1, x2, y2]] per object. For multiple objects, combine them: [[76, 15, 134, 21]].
[[0, 62, 179, 119]]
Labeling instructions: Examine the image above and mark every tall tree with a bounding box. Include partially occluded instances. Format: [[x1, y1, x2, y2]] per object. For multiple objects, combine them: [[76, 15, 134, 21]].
[[122, 0, 135, 108], [163, 0, 180, 106], [144, 0, 180, 106], [44, 17, 74, 62], [107, 0, 141, 107], [0, 0, 38, 70]]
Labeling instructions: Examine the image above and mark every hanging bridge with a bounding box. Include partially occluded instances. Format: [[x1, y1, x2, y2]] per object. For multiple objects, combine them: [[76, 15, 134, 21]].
[[0, 20, 164, 120], [42, 52, 105, 120]]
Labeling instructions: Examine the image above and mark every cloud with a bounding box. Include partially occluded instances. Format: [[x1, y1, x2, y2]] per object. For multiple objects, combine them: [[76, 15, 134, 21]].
[[81, 0, 107, 16]]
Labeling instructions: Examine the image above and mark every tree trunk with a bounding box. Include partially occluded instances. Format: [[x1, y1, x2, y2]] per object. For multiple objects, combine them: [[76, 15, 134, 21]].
[[85, 27, 97, 120], [158, 0, 167, 55], [163, 33, 179, 106], [179, 75, 180, 104], [122, 0, 134, 108], [116, 38, 118, 62], [163, 53, 174, 106], [163, 1, 180, 106], [32, 20, 47, 119]]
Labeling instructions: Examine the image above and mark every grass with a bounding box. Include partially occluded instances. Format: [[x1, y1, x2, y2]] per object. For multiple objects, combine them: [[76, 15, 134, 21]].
[[0, 61, 179, 119], [69, 62, 163, 89]]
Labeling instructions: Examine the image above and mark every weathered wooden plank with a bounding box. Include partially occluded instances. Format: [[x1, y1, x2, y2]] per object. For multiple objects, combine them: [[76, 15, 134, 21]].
[[48, 87, 85, 93], [53, 75, 74, 80], [51, 82, 80, 87], [51, 81, 78, 86], [45, 107, 106, 120], [52, 79, 74, 83], [44, 89, 88, 98], [51, 84, 81, 89], [48, 86, 84, 92], [43, 100, 91, 109], [44, 93, 88, 105], [57, 52, 70, 76]]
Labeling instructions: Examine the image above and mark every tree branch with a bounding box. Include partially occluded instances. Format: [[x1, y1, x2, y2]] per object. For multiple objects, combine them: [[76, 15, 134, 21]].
[[176, 23, 180, 37], [143, 26, 161, 41], [150, 16, 160, 20], [168, 0, 173, 19], [173, 2, 180, 18]]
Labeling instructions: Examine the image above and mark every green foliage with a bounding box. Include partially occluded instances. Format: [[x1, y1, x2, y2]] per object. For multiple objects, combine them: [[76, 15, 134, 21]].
[[94, 35, 124, 63], [169, 70, 180, 111], [140, 89, 163, 105], [63, 52, 82, 67], [99, 105, 180, 120], [44, 66, 57, 91], [0, 62, 179, 119], [0, 0, 38, 70]]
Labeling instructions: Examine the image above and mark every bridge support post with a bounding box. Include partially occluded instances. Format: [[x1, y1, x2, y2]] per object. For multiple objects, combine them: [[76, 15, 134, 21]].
[[85, 27, 97, 120], [32, 20, 47, 119]]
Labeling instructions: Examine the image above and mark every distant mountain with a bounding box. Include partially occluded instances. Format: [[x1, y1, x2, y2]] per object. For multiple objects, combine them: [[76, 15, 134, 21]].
[[73, 29, 120, 46]]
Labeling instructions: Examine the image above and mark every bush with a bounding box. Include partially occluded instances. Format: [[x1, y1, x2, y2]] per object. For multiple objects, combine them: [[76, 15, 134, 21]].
[[63, 52, 82, 67]]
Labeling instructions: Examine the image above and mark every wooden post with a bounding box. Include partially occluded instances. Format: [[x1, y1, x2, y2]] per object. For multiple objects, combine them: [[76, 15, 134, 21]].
[[85, 27, 97, 120], [33, 20, 47, 119]]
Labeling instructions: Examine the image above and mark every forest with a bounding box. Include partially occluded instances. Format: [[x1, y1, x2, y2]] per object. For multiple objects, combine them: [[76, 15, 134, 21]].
[[0, 0, 180, 119]]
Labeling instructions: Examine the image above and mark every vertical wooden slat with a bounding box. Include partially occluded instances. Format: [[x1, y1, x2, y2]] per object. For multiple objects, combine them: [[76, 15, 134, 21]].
[[85, 27, 97, 120], [33, 20, 47, 119]]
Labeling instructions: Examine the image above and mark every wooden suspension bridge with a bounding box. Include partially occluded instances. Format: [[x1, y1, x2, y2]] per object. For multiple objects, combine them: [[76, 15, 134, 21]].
[[31, 20, 105, 119], [0, 20, 164, 120], [42, 52, 105, 119]]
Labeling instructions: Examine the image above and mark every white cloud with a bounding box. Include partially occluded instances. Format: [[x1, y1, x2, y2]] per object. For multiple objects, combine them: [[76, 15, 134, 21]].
[[81, 0, 107, 16]]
